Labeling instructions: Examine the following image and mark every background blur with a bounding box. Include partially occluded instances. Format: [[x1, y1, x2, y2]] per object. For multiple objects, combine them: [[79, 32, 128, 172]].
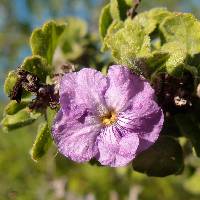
[[1, 0, 200, 199]]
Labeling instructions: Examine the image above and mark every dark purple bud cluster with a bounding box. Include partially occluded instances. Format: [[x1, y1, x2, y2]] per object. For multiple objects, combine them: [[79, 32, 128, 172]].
[[153, 72, 194, 115], [9, 79, 23, 103], [9, 69, 59, 111], [9, 70, 39, 103], [29, 84, 59, 111]]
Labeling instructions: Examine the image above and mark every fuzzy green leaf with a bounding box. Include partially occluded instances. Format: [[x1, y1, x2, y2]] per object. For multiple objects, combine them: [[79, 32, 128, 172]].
[[110, 0, 130, 21], [30, 20, 66, 64], [4, 100, 28, 115], [149, 7, 172, 22], [21, 55, 49, 81], [4, 70, 18, 96], [124, 0, 133, 6], [1, 108, 40, 131], [104, 19, 151, 67], [134, 13, 157, 35], [132, 136, 184, 177], [160, 13, 200, 56], [101, 20, 123, 51], [46, 107, 57, 131], [99, 4, 113, 40], [31, 122, 52, 161], [30, 108, 57, 161], [134, 8, 171, 35], [161, 41, 187, 75]]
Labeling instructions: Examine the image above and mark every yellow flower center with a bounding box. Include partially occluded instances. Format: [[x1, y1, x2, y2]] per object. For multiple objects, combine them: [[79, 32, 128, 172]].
[[101, 111, 117, 126]]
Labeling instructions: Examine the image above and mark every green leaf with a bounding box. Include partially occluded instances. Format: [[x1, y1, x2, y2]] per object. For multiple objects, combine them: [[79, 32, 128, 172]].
[[4, 70, 18, 96], [149, 7, 172, 22], [30, 20, 66, 64], [124, 0, 134, 6], [101, 20, 123, 51], [110, 0, 130, 21], [175, 114, 200, 157], [21, 55, 49, 82], [161, 41, 187, 75], [134, 13, 157, 35], [4, 100, 28, 115], [132, 136, 184, 177], [30, 108, 56, 161], [1, 108, 41, 131], [99, 4, 113, 40], [31, 122, 52, 161], [46, 107, 57, 131], [160, 13, 200, 56], [134, 8, 171, 35], [104, 19, 151, 67]]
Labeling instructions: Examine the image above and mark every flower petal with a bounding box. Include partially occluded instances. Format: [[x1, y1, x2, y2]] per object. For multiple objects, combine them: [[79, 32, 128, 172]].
[[97, 126, 139, 167], [52, 109, 102, 162], [116, 101, 164, 153], [105, 65, 154, 112], [138, 109, 164, 153], [117, 101, 162, 132], [60, 68, 108, 115]]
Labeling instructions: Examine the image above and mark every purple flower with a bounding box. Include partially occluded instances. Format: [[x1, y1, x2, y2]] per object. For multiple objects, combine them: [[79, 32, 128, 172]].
[[52, 65, 164, 167]]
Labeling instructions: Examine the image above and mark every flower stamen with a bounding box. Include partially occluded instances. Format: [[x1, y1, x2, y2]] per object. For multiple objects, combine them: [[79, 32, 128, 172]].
[[101, 111, 117, 126]]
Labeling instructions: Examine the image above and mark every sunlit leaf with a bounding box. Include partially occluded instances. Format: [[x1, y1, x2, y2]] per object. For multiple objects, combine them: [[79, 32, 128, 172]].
[[30, 108, 56, 161], [99, 4, 113, 40], [4, 70, 18, 96], [101, 20, 123, 51], [160, 13, 200, 56], [30, 20, 66, 64], [110, 0, 130, 21], [46, 107, 57, 131], [125, 0, 134, 6], [161, 41, 187, 75], [104, 19, 151, 67], [21, 55, 49, 81], [134, 8, 171, 34]]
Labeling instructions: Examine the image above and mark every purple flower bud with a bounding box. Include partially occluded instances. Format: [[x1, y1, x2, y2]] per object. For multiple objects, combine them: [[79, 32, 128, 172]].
[[52, 65, 164, 167]]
